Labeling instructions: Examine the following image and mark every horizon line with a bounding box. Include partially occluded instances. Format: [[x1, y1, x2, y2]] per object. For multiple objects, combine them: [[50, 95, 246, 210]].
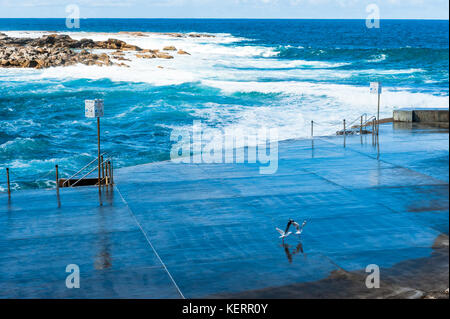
[[0, 17, 449, 20]]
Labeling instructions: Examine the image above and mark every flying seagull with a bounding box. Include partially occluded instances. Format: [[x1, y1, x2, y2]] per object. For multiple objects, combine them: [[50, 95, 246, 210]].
[[276, 219, 307, 239], [276, 218, 296, 239], [276, 227, 292, 239], [292, 220, 307, 235]]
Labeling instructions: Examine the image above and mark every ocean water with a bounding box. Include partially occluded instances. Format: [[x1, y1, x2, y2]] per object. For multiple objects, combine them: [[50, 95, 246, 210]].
[[0, 19, 448, 190]]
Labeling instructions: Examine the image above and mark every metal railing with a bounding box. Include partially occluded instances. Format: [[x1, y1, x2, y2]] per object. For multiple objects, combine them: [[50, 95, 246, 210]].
[[62, 153, 114, 188], [335, 114, 377, 135], [2, 153, 115, 198], [61, 152, 108, 186], [69, 156, 113, 187]]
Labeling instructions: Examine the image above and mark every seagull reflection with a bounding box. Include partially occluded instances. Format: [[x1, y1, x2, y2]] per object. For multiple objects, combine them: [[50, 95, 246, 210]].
[[281, 242, 305, 263]]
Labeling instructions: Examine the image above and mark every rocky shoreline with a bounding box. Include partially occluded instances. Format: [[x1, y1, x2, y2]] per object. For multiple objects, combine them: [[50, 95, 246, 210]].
[[0, 32, 202, 69]]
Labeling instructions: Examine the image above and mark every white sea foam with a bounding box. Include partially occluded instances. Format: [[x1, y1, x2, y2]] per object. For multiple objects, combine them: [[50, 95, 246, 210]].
[[214, 58, 350, 69], [0, 138, 34, 150], [1, 31, 448, 143], [199, 79, 449, 138], [367, 54, 387, 63], [202, 80, 448, 107]]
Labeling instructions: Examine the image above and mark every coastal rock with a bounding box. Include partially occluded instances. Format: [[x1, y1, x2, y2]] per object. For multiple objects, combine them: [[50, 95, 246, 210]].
[[97, 53, 112, 65], [156, 52, 174, 59], [163, 33, 184, 38], [0, 33, 142, 51], [141, 49, 159, 53], [162, 32, 215, 38], [118, 31, 147, 37], [112, 56, 131, 61], [136, 53, 156, 59], [0, 33, 187, 69], [95, 38, 139, 50], [30, 34, 77, 48], [188, 33, 214, 38], [78, 38, 97, 49], [0, 44, 115, 69], [121, 43, 142, 51]]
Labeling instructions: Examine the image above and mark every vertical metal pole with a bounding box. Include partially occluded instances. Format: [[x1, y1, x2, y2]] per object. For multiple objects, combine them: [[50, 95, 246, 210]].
[[360, 116, 363, 135], [108, 161, 112, 186], [97, 117, 101, 188], [106, 161, 109, 185], [55, 165, 59, 196], [56, 165, 61, 208], [377, 93, 380, 136], [343, 119, 346, 135], [101, 155, 105, 182], [6, 167, 11, 197], [311, 120, 314, 138], [372, 119, 375, 144], [110, 161, 114, 185]]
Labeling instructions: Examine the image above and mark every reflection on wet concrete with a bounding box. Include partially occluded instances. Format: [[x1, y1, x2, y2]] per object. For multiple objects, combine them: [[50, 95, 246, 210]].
[[94, 194, 112, 271], [281, 242, 305, 263], [214, 234, 449, 299]]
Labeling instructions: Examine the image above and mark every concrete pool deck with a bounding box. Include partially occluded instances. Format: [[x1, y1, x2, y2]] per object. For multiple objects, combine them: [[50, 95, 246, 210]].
[[0, 122, 448, 298]]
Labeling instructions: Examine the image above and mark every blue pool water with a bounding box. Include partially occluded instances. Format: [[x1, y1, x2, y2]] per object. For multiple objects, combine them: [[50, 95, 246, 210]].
[[0, 19, 448, 190]]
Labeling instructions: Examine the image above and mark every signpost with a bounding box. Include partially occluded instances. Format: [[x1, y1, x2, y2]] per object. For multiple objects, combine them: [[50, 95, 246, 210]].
[[370, 82, 382, 135], [85, 99, 104, 189]]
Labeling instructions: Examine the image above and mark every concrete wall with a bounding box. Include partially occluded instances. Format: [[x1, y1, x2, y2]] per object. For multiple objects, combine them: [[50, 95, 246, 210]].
[[394, 109, 449, 123], [393, 110, 414, 122]]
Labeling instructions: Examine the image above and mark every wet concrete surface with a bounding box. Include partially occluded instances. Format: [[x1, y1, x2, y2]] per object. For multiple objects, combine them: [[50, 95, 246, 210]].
[[0, 123, 448, 298]]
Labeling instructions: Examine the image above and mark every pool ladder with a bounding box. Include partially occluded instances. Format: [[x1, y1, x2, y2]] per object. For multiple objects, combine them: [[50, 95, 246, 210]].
[[59, 153, 114, 188]]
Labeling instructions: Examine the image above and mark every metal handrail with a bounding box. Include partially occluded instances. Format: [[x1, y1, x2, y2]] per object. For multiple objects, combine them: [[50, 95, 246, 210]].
[[362, 116, 376, 127], [347, 116, 362, 128], [349, 115, 376, 129], [62, 152, 109, 187], [70, 157, 112, 188], [337, 114, 376, 135], [348, 113, 370, 129]]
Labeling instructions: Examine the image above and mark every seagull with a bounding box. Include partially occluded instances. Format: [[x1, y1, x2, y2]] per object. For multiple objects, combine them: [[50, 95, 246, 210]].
[[277, 219, 308, 240], [292, 220, 307, 235], [276, 227, 292, 239], [276, 218, 295, 239]]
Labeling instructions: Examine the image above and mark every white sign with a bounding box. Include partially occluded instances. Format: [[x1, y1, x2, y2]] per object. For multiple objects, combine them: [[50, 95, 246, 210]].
[[85, 99, 104, 118], [370, 82, 382, 95]]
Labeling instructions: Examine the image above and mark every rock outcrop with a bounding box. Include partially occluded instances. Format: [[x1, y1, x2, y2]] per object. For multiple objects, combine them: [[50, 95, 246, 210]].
[[117, 32, 214, 38], [0, 33, 186, 69], [162, 33, 215, 38], [118, 31, 148, 37], [0, 45, 117, 68], [163, 46, 177, 51], [136, 49, 174, 59]]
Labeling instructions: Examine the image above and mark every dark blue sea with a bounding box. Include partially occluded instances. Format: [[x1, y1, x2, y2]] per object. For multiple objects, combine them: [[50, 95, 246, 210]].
[[0, 19, 448, 190]]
